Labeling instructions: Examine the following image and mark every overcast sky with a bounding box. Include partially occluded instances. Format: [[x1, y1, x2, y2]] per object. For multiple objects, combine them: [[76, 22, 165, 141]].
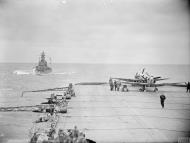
[[0, 0, 189, 64]]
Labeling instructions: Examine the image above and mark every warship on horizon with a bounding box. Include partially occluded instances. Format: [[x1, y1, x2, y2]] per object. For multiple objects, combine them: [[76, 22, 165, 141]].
[[34, 51, 52, 75]]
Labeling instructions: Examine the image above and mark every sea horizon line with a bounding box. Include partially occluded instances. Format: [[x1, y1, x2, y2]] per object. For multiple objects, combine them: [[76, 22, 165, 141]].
[[0, 62, 190, 66]]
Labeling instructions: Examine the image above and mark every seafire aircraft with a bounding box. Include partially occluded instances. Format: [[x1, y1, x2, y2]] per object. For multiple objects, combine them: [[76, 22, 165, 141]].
[[111, 68, 185, 92]]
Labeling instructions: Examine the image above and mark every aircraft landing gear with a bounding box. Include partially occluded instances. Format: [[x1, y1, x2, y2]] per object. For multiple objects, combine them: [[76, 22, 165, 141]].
[[154, 87, 158, 92], [139, 88, 145, 92], [139, 85, 146, 92], [122, 85, 129, 92], [123, 88, 129, 92]]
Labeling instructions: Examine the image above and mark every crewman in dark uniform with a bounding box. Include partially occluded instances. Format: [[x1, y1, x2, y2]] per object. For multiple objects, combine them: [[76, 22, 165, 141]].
[[49, 105, 55, 115], [114, 81, 117, 91], [109, 78, 114, 91], [160, 94, 166, 108], [30, 133, 38, 143], [186, 82, 190, 93], [69, 83, 73, 89], [72, 125, 79, 142]]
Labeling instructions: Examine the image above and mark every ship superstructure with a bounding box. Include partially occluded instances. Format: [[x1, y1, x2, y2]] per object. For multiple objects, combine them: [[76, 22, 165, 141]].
[[34, 51, 52, 74]]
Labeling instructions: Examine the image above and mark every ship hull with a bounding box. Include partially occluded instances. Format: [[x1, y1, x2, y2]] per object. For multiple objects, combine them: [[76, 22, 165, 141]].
[[34, 67, 52, 75], [34, 70, 52, 75]]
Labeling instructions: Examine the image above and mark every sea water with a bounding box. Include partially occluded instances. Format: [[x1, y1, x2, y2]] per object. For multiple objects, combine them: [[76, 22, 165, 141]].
[[0, 63, 190, 143]]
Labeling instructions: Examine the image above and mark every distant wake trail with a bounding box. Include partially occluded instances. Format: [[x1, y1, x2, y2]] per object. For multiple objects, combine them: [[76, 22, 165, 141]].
[[13, 70, 33, 75], [13, 70, 76, 75]]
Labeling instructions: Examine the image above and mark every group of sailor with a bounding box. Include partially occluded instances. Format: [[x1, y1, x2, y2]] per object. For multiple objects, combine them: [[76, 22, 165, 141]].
[[30, 114, 58, 143], [109, 78, 128, 92], [54, 126, 88, 143]]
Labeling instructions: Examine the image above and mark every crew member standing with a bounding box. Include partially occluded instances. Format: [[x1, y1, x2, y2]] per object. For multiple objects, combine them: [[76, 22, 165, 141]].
[[186, 82, 190, 93], [116, 81, 121, 91], [160, 94, 166, 108], [73, 125, 79, 141], [109, 78, 114, 91], [114, 81, 117, 91]]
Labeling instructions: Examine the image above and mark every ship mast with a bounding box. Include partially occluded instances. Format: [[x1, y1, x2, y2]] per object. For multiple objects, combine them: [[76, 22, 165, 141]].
[[41, 51, 45, 61]]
